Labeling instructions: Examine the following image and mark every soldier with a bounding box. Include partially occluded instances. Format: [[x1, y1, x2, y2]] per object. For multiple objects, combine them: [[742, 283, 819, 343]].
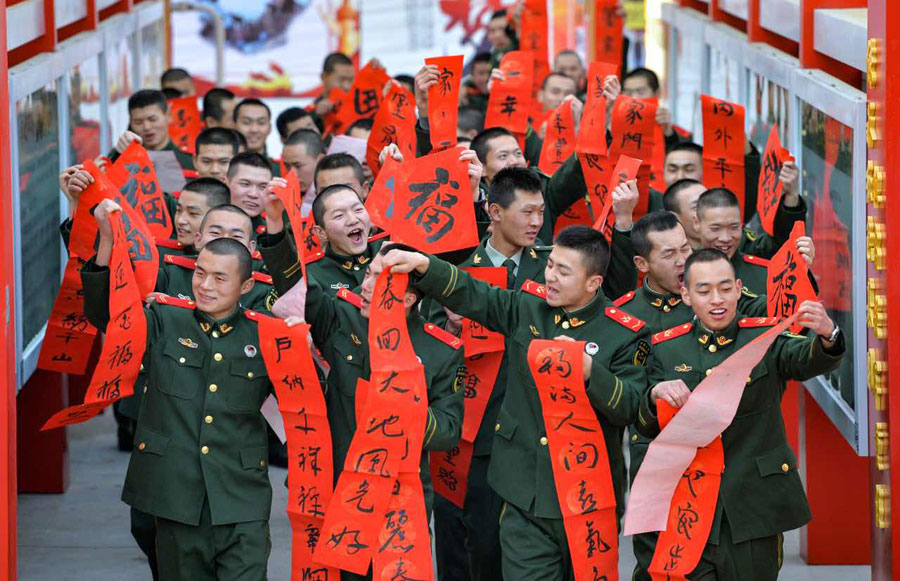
[[281, 129, 325, 198], [622, 68, 681, 151], [161, 67, 196, 97], [276, 107, 323, 141], [382, 225, 651, 579], [109, 89, 195, 171], [633, 248, 844, 580], [460, 52, 492, 113], [314, 153, 368, 199], [226, 151, 273, 236], [84, 199, 289, 580], [201, 87, 237, 130], [233, 98, 280, 175], [193, 128, 241, 183], [169, 178, 232, 257], [552, 50, 587, 98]]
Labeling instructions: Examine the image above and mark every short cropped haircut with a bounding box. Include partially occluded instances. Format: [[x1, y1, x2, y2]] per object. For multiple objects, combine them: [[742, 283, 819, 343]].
[[195, 127, 241, 156], [472, 52, 492, 66], [345, 118, 374, 135], [285, 128, 326, 157], [276, 107, 321, 139], [623, 67, 660, 94], [201, 237, 252, 282], [128, 89, 167, 113], [227, 151, 272, 180], [663, 178, 703, 213], [667, 141, 703, 158], [199, 203, 253, 236], [458, 106, 485, 134], [471, 127, 516, 164], [161, 68, 191, 85], [555, 225, 610, 277], [554, 49, 583, 64], [489, 167, 543, 209], [631, 211, 683, 259], [232, 129, 248, 150], [541, 72, 575, 90], [202, 87, 235, 122], [323, 52, 353, 74], [683, 247, 734, 287], [233, 98, 271, 123], [181, 178, 231, 208], [312, 184, 361, 226], [695, 188, 740, 220], [161, 87, 182, 100], [314, 153, 365, 189]]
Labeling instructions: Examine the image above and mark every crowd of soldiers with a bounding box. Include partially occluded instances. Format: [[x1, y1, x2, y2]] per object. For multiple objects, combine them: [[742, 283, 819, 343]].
[[55, 12, 845, 580]]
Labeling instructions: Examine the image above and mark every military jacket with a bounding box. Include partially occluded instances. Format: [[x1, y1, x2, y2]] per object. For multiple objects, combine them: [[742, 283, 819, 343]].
[[157, 254, 277, 313], [732, 251, 770, 297], [636, 315, 844, 544], [414, 257, 651, 520], [82, 262, 273, 527], [739, 196, 808, 259]]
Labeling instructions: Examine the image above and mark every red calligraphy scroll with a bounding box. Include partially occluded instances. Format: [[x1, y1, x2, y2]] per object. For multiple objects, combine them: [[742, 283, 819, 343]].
[[458, 267, 507, 355], [258, 316, 338, 581], [426, 55, 465, 151], [520, 0, 550, 100], [757, 128, 793, 236], [647, 402, 724, 581], [43, 212, 148, 429], [325, 61, 392, 136], [529, 340, 619, 580], [539, 101, 577, 176], [767, 222, 816, 334], [609, 96, 657, 217], [650, 125, 667, 193], [366, 82, 416, 177], [701, 95, 746, 210], [365, 156, 401, 233], [37, 259, 98, 375], [167, 96, 204, 154], [592, 0, 624, 75], [110, 141, 175, 240], [393, 146, 479, 253], [593, 154, 642, 243], [585, 62, 618, 108], [576, 90, 611, 232], [485, 51, 535, 136]]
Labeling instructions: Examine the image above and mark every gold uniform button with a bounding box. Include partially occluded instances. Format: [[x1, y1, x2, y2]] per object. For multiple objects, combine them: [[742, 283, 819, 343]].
[[138, 442, 146, 451], [179, 357, 186, 364], [781, 463, 789, 473], [346, 354, 353, 361], [495, 423, 500, 432], [708, 345, 717, 353], [205, 415, 213, 424], [561, 321, 570, 329], [212, 331, 219, 338], [353, 266, 360, 271], [540, 436, 548, 446], [247, 372, 254, 379], [143, 386, 148, 394], [663, 305, 671, 312], [214, 353, 223, 362], [260, 460, 266, 468], [201, 446, 209, 455], [139, 363, 145, 371], [706, 369, 712, 377], [209, 384, 218, 393], [631, 434, 638, 443]]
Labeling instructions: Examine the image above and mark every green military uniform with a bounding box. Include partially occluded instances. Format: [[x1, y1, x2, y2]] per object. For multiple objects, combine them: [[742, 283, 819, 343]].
[[108, 139, 196, 172], [81, 261, 274, 581], [631, 315, 845, 580], [411, 256, 650, 579], [731, 251, 770, 297], [738, 197, 808, 259]]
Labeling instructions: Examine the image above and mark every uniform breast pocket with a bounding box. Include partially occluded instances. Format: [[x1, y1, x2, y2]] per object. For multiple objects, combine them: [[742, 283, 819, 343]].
[[227, 359, 270, 412], [158, 341, 206, 399], [735, 360, 777, 417]]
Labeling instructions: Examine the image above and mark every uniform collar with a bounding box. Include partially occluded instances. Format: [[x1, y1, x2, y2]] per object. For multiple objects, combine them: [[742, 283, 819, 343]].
[[553, 291, 606, 330], [484, 237, 523, 269], [195, 306, 242, 337], [326, 241, 374, 271], [640, 278, 682, 312], [693, 315, 740, 353]]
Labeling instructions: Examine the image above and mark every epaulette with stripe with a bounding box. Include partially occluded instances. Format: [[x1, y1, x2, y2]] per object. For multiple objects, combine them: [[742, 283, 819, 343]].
[[164, 254, 197, 269], [424, 323, 464, 350], [182, 169, 199, 179], [255, 224, 267, 235], [251, 250, 263, 260], [303, 251, 325, 265], [336, 287, 362, 309], [653, 322, 693, 344], [368, 231, 390, 243], [739, 317, 778, 328], [613, 290, 636, 307], [742, 227, 758, 241], [156, 295, 195, 309], [520, 280, 546, 298], [170, 191, 182, 199], [743, 254, 770, 267], [741, 287, 758, 298], [244, 309, 261, 321], [252, 271, 273, 285], [155, 238, 184, 250], [605, 307, 646, 332]]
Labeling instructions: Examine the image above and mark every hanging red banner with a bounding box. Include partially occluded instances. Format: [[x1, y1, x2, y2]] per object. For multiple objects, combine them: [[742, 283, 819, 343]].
[[365, 156, 401, 233], [528, 339, 619, 580], [585, 62, 618, 108], [757, 127, 793, 236], [110, 141, 175, 240], [593, 154, 642, 243], [425, 55, 465, 151], [325, 61, 392, 136], [539, 101, 577, 176], [37, 258, 98, 375], [767, 222, 817, 334], [271, 171, 309, 278], [366, 82, 416, 176], [520, 0, 551, 99], [458, 267, 507, 355], [592, 0, 624, 74], [167, 96, 204, 155], [485, 51, 535, 135], [701, 95, 746, 210]]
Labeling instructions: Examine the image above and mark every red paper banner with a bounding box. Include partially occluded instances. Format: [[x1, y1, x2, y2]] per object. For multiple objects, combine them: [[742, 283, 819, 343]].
[[701, 95, 746, 210], [458, 267, 507, 355], [110, 141, 175, 240], [485, 51, 535, 135], [593, 154, 642, 243], [257, 317, 339, 581], [528, 340, 619, 580], [520, 0, 550, 100], [365, 156, 401, 232], [767, 222, 816, 334], [812, 117, 850, 312], [757, 128, 793, 236], [539, 101, 577, 176], [393, 146, 479, 253], [585, 62, 618, 108], [592, 0, 624, 75], [37, 258, 98, 375], [325, 61, 392, 136], [425, 55, 465, 151], [650, 125, 666, 193], [271, 171, 313, 281], [367, 82, 416, 176], [167, 96, 204, 155], [576, 91, 612, 234]]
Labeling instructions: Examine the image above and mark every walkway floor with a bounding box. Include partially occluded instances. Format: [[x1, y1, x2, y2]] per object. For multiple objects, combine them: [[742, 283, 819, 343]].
[[18, 412, 871, 580]]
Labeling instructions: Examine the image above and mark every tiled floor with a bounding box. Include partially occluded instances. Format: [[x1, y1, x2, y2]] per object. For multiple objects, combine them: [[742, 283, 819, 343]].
[[17, 413, 871, 580]]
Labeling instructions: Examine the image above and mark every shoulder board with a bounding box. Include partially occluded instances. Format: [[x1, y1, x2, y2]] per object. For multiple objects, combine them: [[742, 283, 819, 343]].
[[743, 254, 770, 267], [423, 322, 464, 350], [652, 322, 693, 345], [741, 287, 758, 298], [605, 307, 646, 333], [244, 309, 260, 321], [156, 295, 195, 309], [170, 190, 182, 199], [303, 251, 325, 265], [164, 254, 197, 270], [368, 230, 390, 243], [520, 279, 546, 298], [256, 224, 267, 235], [613, 290, 636, 307], [336, 287, 362, 309], [182, 169, 199, 179], [739, 317, 778, 328], [251, 250, 263, 260], [252, 271, 273, 285], [742, 227, 758, 241], [154, 237, 184, 250]]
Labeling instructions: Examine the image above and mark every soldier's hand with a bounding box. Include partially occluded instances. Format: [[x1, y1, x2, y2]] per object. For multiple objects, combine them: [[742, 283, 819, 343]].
[[444, 307, 463, 336], [797, 301, 835, 340], [284, 315, 306, 327], [796, 235, 815, 265], [487, 68, 506, 95], [602, 75, 621, 113], [554, 335, 592, 378], [651, 379, 692, 409], [314, 97, 334, 117], [611, 179, 639, 231], [566, 95, 585, 136], [60, 164, 94, 209], [379, 143, 404, 166], [144, 292, 168, 305], [415, 65, 440, 118], [656, 106, 673, 136], [382, 249, 430, 275], [262, 178, 288, 234], [115, 131, 142, 154], [779, 161, 800, 205], [94, 198, 122, 239], [459, 148, 483, 201]]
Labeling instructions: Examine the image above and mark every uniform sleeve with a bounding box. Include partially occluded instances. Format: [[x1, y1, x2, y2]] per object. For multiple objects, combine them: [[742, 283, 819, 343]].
[[636, 348, 666, 438], [603, 228, 638, 301], [303, 279, 341, 350], [772, 332, 845, 385], [59, 219, 73, 252], [415, 119, 433, 158], [423, 346, 466, 451], [257, 229, 302, 296], [543, 154, 588, 229], [413, 255, 519, 336], [738, 291, 768, 317], [524, 125, 543, 168], [743, 142, 761, 223], [81, 259, 112, 331], [585, 327, 651, 426]]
